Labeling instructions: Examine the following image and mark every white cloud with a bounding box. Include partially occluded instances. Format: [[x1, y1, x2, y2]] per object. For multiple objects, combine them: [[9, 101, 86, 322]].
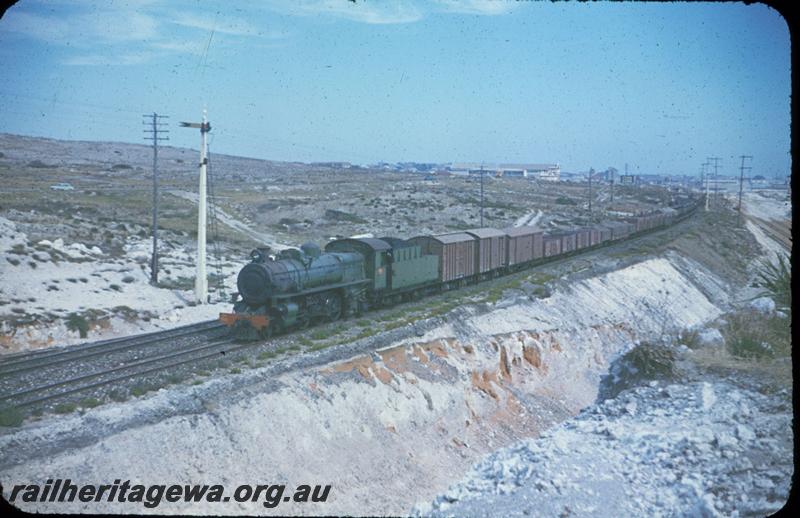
[[150, 40, 207, 56], [170, 12, 259, 36], [262, 0, 516, 23], [434, 0, 517, 16], [266, 0, 424, 25], [0, 0, 517, 67], [0, 8, 158, 45], [62, 51, 156, 66]]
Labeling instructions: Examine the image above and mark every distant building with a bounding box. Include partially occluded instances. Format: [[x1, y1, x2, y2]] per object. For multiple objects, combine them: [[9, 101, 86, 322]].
[[449, 162, 560, 181], [312, 161, 352, 169], [537, 168, 561, 182]]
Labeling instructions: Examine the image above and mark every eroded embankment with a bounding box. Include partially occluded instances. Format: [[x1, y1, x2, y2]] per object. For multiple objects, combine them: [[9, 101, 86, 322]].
[[1, 256, 726, 515]]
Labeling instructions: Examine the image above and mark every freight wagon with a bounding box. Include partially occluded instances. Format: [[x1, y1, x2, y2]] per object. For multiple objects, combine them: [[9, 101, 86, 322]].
[[409, 233, 476, 286], [575, 228, 591, 250], [503, 226, 543, 267], [464, 228, 507, 276], [223, 200, 699, 339], [551, 230, 577, 253], [542, 234, 563, 257]]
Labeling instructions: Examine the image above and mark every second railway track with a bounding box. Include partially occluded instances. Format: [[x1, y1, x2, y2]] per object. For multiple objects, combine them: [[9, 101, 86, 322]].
[[0, 320, 232, 418], [0, 204, 702, 424]]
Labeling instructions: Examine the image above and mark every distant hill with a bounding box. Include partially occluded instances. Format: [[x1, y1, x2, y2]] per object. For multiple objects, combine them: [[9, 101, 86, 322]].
[[0, 133, 332, 181]]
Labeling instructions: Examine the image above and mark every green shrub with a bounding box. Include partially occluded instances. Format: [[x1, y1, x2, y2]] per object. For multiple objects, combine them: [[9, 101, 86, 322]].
[[130, 385, 151, 397], [724, 311, 789, 359], [355, 328, 375, 340], [109, 389, 128, 402], [54, 402, 78, 414], [65, 313, 89, 338], [165, 374, 184, 384], [678, 328, 702, 349], [80, 398, 102, 409], [754, 255, 791, 316], [310, 329, 332, 341], [0, 407, 24, 427]]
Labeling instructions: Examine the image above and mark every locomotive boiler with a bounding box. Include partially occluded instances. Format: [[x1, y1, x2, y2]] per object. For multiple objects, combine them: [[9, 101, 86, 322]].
[[221, 242, 368, 339]]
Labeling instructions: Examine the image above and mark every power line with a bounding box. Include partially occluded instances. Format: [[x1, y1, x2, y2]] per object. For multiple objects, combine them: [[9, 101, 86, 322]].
[[479, 163, 485, 227], [737, 155, 753, 226], [0, 89, 145, 116], [588, 167, 594, 221], [143, 113, 169, 285], [610, 166, 615, 203], [0, 108, 135, 132], [707, 157, 721, 208], [701, 161, 710, 211]]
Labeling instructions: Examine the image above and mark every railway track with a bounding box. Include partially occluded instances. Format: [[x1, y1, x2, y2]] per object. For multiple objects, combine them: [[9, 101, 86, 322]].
[[0, 336, 242, 410], [0, 320, 224, 375], [0, 203, 701, 423], [0, 320, 233, 417], [752, 216, 792, 251]]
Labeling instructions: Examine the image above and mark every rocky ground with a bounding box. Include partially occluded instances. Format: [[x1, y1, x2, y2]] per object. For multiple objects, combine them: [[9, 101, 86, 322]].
[[1, 132, 672, 353], [418, 358, 792, 517], [2, 190, 791, 515], [416, 196, 792, 517], [0, 133, 791, 516]]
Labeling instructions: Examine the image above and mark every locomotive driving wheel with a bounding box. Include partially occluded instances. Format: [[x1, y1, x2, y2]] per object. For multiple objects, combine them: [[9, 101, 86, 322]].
[[324, 294, 342, 322], [296, 314, 310, 329], [258, 324, 273, 340]]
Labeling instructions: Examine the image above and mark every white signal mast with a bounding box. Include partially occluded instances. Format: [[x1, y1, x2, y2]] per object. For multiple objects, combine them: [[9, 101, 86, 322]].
[[180, 110, 212, 304]]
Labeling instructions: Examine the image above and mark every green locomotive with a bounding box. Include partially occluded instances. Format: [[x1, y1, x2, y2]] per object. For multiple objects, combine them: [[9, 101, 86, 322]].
[[222, 238, 439, 340], [220, 200, 697, 341]]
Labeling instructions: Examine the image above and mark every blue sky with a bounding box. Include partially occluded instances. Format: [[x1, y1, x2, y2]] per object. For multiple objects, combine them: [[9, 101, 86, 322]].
[[0, 0, 791, 177]]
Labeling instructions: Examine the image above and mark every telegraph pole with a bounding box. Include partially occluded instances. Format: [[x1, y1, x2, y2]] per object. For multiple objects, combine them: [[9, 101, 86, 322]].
[[707, 157, 720, 208], [610, 166, 615, 203], [142, 113, 169, 285], [588, 167, 594, 221], [738, 155, 753, 224], [180, 110, 212, 304], [480, 164, 485, 227], [703, 162, 710, 211]]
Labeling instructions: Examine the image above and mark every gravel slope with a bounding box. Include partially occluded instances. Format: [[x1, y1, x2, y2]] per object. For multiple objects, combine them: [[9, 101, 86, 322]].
[[417, 373, 792, 517]]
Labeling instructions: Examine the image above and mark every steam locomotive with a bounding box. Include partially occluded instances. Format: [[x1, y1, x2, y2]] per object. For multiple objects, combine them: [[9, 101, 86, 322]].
[[220, 200, 698, 340]]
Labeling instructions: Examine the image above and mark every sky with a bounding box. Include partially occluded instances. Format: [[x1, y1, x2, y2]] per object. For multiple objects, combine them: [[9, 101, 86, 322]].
[[0, 0, 791, 177]]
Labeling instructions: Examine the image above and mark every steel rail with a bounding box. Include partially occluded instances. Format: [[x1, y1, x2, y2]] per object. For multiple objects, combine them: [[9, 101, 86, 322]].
[[2, 336, 238, 407], [0, 320, 224, 374], [1, 202, 702, 412]]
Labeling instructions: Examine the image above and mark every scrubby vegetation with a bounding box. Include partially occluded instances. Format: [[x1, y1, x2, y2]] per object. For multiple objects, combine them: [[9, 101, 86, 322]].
[[0, 407, 25, 427], [65, 312, 89, 338], [723, 310, 790, 360], [754, 255, 791, 316]]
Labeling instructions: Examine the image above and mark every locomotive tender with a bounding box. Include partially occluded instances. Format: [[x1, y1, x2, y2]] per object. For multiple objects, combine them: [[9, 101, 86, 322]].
[[221, 201, 697, 340]]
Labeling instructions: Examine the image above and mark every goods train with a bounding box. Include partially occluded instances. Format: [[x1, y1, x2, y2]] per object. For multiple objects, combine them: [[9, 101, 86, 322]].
[[221, 199, 699, 340]]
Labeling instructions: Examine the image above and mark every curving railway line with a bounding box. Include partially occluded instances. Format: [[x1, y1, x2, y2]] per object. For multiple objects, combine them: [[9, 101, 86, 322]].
[[0, 320, 229, 419], [752, 216, 792, 251], [1, 201, 701, 424]]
